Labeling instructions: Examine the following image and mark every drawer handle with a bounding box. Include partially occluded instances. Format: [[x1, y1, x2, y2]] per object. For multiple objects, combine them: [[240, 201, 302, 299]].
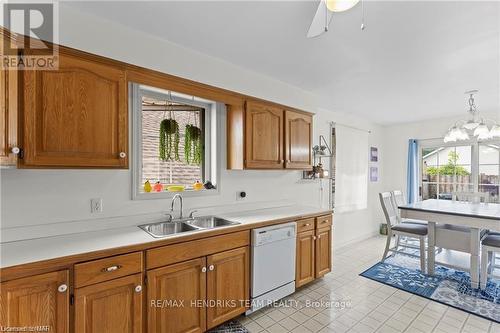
[[304, 223, 311, 227], [201, 267, 207, 273], [135, 285, 142, 293], [101, 265, 122, 272], [58, 284, 68, 293], [208, 265, 215, 271]]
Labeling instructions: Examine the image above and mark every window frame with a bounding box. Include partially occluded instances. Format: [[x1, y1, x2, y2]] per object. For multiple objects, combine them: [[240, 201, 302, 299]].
[[130, 83, 222, 200], [419, 138, 500, 201]]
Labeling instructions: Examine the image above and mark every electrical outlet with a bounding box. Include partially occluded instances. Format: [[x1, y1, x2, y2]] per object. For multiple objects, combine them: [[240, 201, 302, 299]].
[[236, 191, 247, 201], [91, 198, 103, 213]]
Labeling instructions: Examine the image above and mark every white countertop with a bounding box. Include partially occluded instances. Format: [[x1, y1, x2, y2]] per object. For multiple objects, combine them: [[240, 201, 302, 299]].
[[0, 205, 331, 269]]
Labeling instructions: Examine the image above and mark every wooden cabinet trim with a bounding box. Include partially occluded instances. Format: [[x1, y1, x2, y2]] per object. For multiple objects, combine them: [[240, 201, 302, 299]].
[[146, 231, 250, 269], [74, 252, 142, 288]]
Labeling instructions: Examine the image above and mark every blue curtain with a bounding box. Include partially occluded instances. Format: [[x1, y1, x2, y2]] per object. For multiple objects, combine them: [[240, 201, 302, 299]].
[[407, 139, 419, 203]]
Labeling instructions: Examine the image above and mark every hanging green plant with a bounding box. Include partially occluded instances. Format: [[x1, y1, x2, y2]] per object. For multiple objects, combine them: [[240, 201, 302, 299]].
[[159, 118, 180, 162], [185, 124, 202, 165]]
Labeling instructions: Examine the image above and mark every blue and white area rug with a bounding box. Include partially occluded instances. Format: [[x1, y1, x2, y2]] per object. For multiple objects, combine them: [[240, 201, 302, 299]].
[[360, 254, 500, 322]]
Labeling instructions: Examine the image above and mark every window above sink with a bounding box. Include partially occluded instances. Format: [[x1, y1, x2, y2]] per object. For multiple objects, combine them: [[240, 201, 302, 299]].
[[130, 83, 222, 200]]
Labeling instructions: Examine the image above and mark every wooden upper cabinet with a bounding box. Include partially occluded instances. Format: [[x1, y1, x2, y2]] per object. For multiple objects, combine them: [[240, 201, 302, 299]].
[[0, 270, 69, 333], [206, 247, 249, 329], [147, 257, 207, 333], [21, 50, 128, 168], [285, 110, 312, 169], [75, 273, 143, 333], [244, 100, 284, 169], [0, 34, 18, 166]]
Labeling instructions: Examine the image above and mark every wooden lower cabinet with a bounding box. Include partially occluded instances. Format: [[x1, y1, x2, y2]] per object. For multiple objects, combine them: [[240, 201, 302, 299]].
[[75, 273, 143, 333], [0, 270, 69, 333], [296, 216, 333, 287], [315, 227, 332, 278], [147, 247, 249, 332], [206, 247, 249, 329], [147, 257, 207, 333], [295, 230, 316, 288]]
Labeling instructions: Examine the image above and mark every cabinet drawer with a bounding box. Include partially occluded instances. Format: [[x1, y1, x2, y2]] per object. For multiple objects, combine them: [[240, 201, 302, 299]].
[[147, 231, 250, 269], [297, 218, 315, 233], [315, 215, 332, 229], [75, 252, 143, 288]]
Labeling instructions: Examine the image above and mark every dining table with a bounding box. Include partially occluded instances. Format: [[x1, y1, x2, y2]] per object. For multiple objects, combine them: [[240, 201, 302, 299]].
[[399, 199, 500, 289]]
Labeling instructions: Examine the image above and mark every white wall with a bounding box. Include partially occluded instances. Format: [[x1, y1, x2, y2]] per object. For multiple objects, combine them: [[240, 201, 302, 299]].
[[0, 5, 384, 248], [382, 113, 500, 195]]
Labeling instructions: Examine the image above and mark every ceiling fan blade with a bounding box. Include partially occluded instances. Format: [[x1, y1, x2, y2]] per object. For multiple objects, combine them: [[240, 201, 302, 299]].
[[307, 0, 333, 38]]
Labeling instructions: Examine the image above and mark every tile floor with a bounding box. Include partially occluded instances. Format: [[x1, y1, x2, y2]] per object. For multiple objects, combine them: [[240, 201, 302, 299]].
[[237, 236, 499, 333]]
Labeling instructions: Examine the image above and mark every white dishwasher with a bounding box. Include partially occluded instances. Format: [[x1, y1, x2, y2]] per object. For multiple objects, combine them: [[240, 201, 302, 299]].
[[248, 222, 296, 314]]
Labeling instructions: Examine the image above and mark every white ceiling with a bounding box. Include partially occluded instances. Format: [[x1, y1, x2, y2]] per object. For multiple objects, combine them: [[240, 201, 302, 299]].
[[66, 1, 500, 125]]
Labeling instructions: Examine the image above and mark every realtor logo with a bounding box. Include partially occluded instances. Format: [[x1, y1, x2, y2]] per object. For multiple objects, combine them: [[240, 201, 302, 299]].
[[1, 1, 59, 70]]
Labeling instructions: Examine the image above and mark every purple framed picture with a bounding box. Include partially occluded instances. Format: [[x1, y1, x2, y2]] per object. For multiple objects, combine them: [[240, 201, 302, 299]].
[[370, 167, 378, 182], [370, 147, 378, 162]]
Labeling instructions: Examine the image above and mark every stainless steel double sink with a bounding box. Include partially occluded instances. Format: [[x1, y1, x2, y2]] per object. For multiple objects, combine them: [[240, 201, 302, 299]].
[[139, 216, 240, 238]]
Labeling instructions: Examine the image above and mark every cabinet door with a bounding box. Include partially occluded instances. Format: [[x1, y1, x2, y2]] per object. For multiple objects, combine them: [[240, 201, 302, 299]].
[[284, 110, 312, 169], [296, 230, 315, 288], [22, 50, 128, 168], [75, 273, 143, 333], [0, 270, 69, 333], [315, 226, 332, 278], [206, 247, 249, 329], [245, 101, 284, 169], [147, 258, 206, 333], [0, 58, 18, 166]]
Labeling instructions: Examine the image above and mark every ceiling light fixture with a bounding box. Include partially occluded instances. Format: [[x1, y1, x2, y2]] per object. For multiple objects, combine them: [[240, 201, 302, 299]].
[[326, 0, 360, 12], [307, 0, 365, 38], [444, 90, 500, 143]]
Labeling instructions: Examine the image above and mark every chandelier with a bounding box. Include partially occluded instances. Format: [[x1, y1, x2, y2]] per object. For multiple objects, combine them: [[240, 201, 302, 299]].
[[444, 90, 500, 143]]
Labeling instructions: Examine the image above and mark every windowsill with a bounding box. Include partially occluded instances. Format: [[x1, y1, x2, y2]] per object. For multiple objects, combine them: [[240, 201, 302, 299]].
[[133, 188, 219, 200]]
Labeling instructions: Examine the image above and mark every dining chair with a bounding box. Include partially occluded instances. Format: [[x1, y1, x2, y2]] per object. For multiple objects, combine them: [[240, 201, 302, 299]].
[[431, 192, 489, 287], [379, 192, 427, 272], [480, 232, 500, 290], [392, 190, 428, 225]]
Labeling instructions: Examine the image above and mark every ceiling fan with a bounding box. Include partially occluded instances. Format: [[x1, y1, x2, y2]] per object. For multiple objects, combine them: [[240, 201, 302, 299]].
[[307, 0, 364, 38]]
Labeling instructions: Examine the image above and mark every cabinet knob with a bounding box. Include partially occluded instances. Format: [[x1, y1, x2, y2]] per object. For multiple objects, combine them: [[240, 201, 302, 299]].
[[119, 152, 127, 158], [201, 267, 207, 273], [135, 285, 142, 293], [208, 265, 215, 271], [313, 236, 317, 240], [11, 147, 20, 155], [58, 284, 68, 293], [304, 223, 311, 227], [318, 235, 321, 239]]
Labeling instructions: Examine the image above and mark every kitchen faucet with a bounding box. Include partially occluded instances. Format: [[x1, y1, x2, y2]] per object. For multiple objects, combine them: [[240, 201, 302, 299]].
[[171, 194, 183, 219]]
